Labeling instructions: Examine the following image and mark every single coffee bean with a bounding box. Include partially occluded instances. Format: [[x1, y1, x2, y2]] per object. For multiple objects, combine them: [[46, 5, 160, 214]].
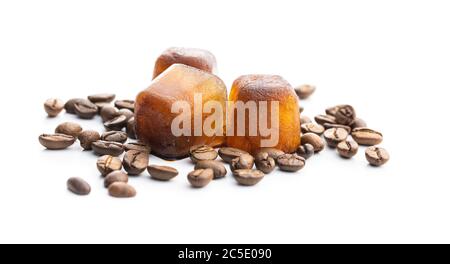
[[100, 105, 119, 122], [88, 93, 116, 103], [104, 171, 128, 188], [123, 142, 151, 153], [301, 123, 325, 135], [97, 155, 123, 176], [337, 140, 358, 158], [64, 98, 84, 114], [118, 108, 134, 121], [301, 133, 324, 153], [324, 127, 349, 148], [254, 152, 276, 174], [365, 146, 389, 166], [101, 131, 128, 143], [94, 102, 110, 113], [126, 117, 137, 139], [44, 98, 64, 117], [55, 122, 82, 138], [108, 182, 136, 198], [325, 104, 346, 116], [104, 115, 127, 131], [335, 105, 356, 125], [299, 105, 304, 113], [300, 115, 312, 124], [92, 140, 124, 156], [78, 130, 100, 150], [195, 160, 227, 179], [67, 177, 91, 195], [323, 123, 351, 133], [115, 99, 135, 111], [314, 114, 336, 125], [297, 143, 314, 159], [39, 133, 75, 150], [277, 153, 306, 172], [350, 118, 367, 130], [218, 147, 249, 163], [233, 169, 265, 186], [187, 169, 214, 188], [189, 145, 218, 163], [258, 148, 285, 161], [230, 153, 254, 172], [351, 128, 383, 146], [147, 165, 178, 181], [123, 150, 149, 175], [74, 99, 98, 119], [294, 84, 316, 100]]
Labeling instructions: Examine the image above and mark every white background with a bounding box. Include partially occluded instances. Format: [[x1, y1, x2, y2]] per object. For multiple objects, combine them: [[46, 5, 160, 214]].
[[0, 0, 449, 243]]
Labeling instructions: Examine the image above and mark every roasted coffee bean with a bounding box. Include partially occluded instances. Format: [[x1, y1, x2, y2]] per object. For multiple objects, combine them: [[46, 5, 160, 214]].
[[100, 105, 119, 122], [74, 99, 98, 119], [67, 177, 91, 195], [187, 169, 214, 188], [258, 148, 285, 161], [365, 146, 389, 166], [94, 102, 110, 113], [233, 169, 265, 186], [39, 133, 76, 150], [218, 147, 249, 163], [351, 128, 383, 146], [104, 115, 127, 131], [299, 106, 304, 113], [101, 131, 128, 143], [230, 153, 254, 172], [108, 182, 136, 198], [115, 100, 135, 111], [44, 98, 64, 117], [78, 130, 100, 150], [337, 140, 358, 158], [64, 98, 84, 114], [126, 117, 137, 139], [104, 171, 128, 188], [324, 127, 349, 148], [301, 133, 324, 152], [301, 123, 325, 135], [55, 122, 82, 137], [195, 160, 227, 179], [300, 115, 312, 124], [147, 165, 178, 181], [297, 143, 314, 159], [335, 105, 356, 125], [350, 118, 367, 130], [314, 114, 336, 125], [294, 84, 316, 99], [254, 152, 275, 174], [118, 108, 134, 121], [277, 153, 306, 172], [189, 145, 218, 163], [88, 93, 116, 103], [325, 104, 346, 116], [323, 123, 351, 133], [123, 142, 151, 153], [92, 140, 124, 156], [123, 150, 149, 175], [97, 155, 122, 176]]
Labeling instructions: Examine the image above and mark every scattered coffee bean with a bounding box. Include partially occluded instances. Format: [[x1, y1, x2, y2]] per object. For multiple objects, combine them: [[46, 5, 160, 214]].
[[187, 169, 214, 188], [104, 171, 128, 188], [325, 104, 346, 116], [67, 177, 91, 195], [314, 114, 336, 125], [189, 145, 218, 163], [334, 105, 356, 125], [147, 165, 178, 181], [126, 117, 137, 139], [301, 123, 325, 135], [55, 122, 82, 138], [64, 98, 84, 114], [123, 150, 149, 175], [92, 140, 124, 156], [44, 98, 64, 117], [299, 106, 304, 113], [118, 108, 134, 121], [39, 133, 76, 150], [96, 155, 122, 176], [104, 115, 127, 131], [351, 128, 383, 146], [108, 182, 136, 198], [94, 102, 110, 113], [233, 169, 264, 186], [350, 118, 367, 130], [88, 93, 116, 103], [254, 152, 275, 174], [294, 84, 316, 100], [277, 153, 306, 172], [323, 123, 351, 133], [195, 160, 227, 179], [100, 105, 119, 122], [74, 99, 98, 119], [123, 142, 151, 153], [78, 130, 100, 150], [300, 115, 312, 124], [258, 148, 285, 161], [230, 153, 254, 172], [324, 127, 349, 148], [301, 133, 324, 152], [365, 146, 389, 166], [115, 99, 135, 111], [101, 131, 128, 143], [297, 143, 314, 159], [336, 140, 358, 158], [218, 147, 249, 163]]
